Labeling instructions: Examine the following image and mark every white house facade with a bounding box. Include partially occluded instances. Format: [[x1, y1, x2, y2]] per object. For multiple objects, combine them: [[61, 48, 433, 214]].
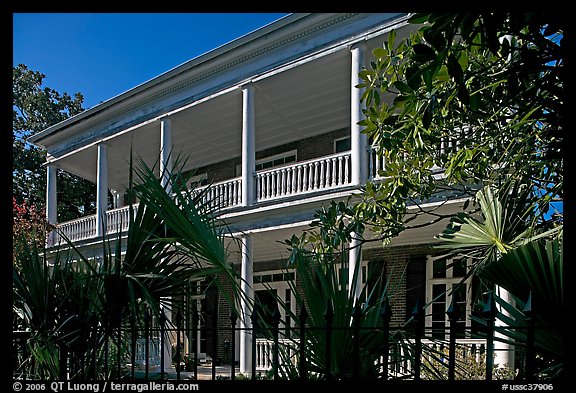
[[30, 13, 489, 374]]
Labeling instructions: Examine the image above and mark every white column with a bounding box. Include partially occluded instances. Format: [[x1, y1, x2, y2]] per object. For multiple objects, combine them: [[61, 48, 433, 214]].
[[351, 42, 368, 185], [348, 232, 363, 302], [46, 163, 57, 246], [96, 143, 108, 238], [239, 235, 254, 374], [159, 117, 174, 369], [241, 83, 256, 206], [161, 303, 173, 370], [495, 285, 515, 370], [160, 117, 173, 194]]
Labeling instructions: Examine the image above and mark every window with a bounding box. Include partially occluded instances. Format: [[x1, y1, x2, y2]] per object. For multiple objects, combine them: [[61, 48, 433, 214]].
[[253, 269, 296, 337], [187, 173, 209, 189], [235, 150, 297, 176], [426, 256, 472, 339], [334, 136, 351, 153]]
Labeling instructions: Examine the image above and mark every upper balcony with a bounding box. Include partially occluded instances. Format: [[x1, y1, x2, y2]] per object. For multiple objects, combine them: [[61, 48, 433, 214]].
[[51, 148, 392, 245]]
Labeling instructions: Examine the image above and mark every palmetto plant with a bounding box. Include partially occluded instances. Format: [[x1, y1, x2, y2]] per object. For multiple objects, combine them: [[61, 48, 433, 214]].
[[13, 154, 239, 379], [435, 182, 563, 378]]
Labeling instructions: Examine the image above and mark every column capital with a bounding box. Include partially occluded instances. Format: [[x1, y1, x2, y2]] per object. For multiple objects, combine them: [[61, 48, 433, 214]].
[[350, 40, 367, 51], [240, 81, 255, 90]]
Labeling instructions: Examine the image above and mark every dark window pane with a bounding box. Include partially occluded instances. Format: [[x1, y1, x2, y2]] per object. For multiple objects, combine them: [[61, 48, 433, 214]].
[[452, 259, 467, 277], [335, 137, 351, 153], [433, 259, 446, 278], [285, 155, 296, 163], [433, 284, 446, 301], [451, 283, 467, 303], [432, 303, 446, 318], [273, 273, 284, 282]]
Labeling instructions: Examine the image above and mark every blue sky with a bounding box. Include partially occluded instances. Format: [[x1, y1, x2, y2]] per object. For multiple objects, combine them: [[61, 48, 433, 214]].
[[13, 13, 289, 109]]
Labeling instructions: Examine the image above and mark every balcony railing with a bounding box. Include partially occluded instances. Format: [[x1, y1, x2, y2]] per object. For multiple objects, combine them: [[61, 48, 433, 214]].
[[52, 153, 356, 245], [254, 337, 487, 374], [256, 151, 351, 201], [51, 150, 388, 245]]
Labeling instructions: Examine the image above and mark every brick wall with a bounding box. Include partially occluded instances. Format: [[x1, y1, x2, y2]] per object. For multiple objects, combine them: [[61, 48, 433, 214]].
[[363, 244, 435, 328], [191, 128, 350, 183]]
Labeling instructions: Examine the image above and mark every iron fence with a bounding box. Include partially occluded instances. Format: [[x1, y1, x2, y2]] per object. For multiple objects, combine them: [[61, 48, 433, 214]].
[[12, 290, 545, 381]]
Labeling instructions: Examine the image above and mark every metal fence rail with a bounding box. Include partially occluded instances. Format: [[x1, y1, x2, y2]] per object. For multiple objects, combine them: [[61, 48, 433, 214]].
[[13, 290, 540, 381]]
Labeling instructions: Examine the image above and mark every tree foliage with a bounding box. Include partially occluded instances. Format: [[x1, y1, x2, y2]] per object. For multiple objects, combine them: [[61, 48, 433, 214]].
[[354, 13, 564, 241], [13, 64, 96, 222]]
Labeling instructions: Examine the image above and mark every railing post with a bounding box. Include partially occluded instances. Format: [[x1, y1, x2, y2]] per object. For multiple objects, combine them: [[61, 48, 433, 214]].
[[324, 301, 334, 380], [523, 291, 535, 381], [230, 310, 238, 380], [175, 310, 182, 381], [144, 311, 150, 380], [130, 314, 136, 380], [212, 307, 218, 381], [380, 296, 391, 380], [482, 291, 497, 381], [192, 305, 199, 380], [58, 340, 68, 380], [159, 310, 166, 380], [250, 306, 258, 380], [299, 302, 308, 380], [446, 296, 461, 381], [272, 306, 281, 381], [412, 299, 424, 380], [352, 302, 362, 380]]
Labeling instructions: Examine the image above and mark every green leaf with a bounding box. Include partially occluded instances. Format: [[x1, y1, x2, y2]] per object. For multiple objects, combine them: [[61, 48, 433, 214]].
[[393, 81, 413, 94], [447, 53, 463, 82], [412, 43, 436, 63], [387, 29, 396, 52], [372, 47, 388, 60]]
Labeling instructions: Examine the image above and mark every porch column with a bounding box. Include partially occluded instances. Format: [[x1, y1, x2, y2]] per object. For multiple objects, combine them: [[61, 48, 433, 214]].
[[46, 163, 57, 246], [96, 143, 108, 238], [348, 232, 363, 302], [239, 234, 254, 374], [159, 117, 174, 370], [350, 41, 368, 186], [160, 117, 173, 194], [241, 83, 256, 206], [495, 285, 515, 370], [162, 303, 173, 370]]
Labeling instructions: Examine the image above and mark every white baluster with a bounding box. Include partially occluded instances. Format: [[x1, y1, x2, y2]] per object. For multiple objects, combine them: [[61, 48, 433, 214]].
[[265, 173, 270, 199], [337, 156, 344, 185], [276, 171, 281, 197], [344, 155, 350, 184], [320, 159, 326, 189], [280, 169, 286, 196], [331, 158, 337, 187], [307, 163, 314, 191], [314, 161, 320, 189]]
